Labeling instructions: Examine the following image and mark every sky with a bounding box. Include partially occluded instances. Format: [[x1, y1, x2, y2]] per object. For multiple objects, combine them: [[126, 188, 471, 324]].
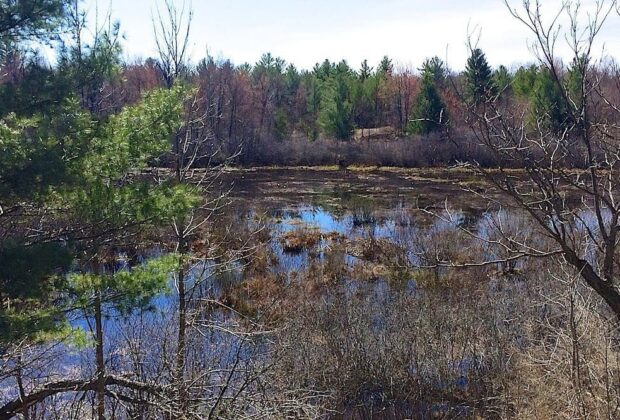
[[82, 0, 620, 71]]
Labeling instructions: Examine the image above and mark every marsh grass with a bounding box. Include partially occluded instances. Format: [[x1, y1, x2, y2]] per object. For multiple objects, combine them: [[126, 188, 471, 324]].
[[211, 195, 620, 418]]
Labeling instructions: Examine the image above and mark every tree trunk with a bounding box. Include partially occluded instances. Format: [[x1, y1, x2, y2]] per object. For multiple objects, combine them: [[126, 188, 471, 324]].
[[94, 290, 106, 420], [174, 236, 188, 415], [565, 250, 620, 320]]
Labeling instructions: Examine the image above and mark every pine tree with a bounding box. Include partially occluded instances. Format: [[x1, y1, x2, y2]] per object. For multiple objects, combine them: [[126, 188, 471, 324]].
[[378, 55, 393, 75], [513, 64, 538, 98], [566, 54, 588, 109], [0, 0, 71, 58], [352, 60, 378, 129], [304, 73, 322, 140], [420, 56, 447, 88], [0, 0, 86, 347], [0, 12, 200, 418], [493, 65, 513, 95], [531, 68, 570, 134], [360, 59, 372, 80], [64, 83, 198, 420], [409, 72, 447, 135], [464, 48, 494, 105], [318, 61, 355, 140]]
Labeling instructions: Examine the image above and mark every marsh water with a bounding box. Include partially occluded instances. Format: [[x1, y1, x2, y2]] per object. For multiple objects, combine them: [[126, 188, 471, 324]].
[[5, 168, 517, 417], [225, 167, 489, 212], [223, 168, 496, 273], [214, 168, 505, 416]]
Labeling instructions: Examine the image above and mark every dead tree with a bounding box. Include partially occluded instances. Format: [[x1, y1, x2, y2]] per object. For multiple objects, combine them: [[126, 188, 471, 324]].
[[462, 0, 620, 318], [152, 2, 253, 416]]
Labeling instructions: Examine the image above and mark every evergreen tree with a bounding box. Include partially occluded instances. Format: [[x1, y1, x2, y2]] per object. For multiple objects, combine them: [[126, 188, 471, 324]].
[[63, 84, 197, 418], [0, 52, 73, 117], [273, 107, 289, 140], [378, 55, 393, 75], [513, 64, 538, 98], [420, 56, 447, 88], [464, 48, 494, 105], [0, 1, 84, 347], [285, 63, 301, 97], [0, 0, 71, 58], [304, 73, 322, 140], [531, 67, 570, 134], [318, 62, 355, 140], [360, 59, 372, 80], [493, 65, 513, 95], [313, 58, 334, 81], [566, 54, 588, 109], [409, 72, 447, 135], [352, 60, 379, 129], [0, 6, 199, 370]]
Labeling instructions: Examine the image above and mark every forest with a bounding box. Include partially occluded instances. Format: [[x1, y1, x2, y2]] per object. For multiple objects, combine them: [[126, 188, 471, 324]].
[[4, 0, 620, 418], [0, 2, 594, 168]]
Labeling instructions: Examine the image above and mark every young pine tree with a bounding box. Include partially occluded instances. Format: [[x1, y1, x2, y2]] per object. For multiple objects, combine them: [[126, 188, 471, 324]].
[[409, 72, 447, 135], [492, 65, 513, 95], [531, 68, 570, 134], [64, 85, 199, 419], [318, 62, 355, 140], [464, 48, 495, 106]]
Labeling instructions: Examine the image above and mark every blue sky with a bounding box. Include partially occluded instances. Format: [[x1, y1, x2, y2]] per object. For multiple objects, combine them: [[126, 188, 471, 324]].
[[82, 0, 620, 71]]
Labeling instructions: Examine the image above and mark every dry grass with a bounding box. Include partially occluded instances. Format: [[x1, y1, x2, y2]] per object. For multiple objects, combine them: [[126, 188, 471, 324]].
[[352, 126, 397, 140], [280, 229, 343, 254]]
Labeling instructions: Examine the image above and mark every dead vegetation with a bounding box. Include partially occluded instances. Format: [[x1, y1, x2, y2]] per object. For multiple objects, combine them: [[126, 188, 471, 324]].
[[208, 201, 620, 419], [280, 228, 343, 254], [11, 190, 620, 418]]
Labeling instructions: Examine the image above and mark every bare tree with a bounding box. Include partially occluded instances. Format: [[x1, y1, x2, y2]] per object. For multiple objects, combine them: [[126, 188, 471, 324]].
[[460, 0, 620, 319], [153, 0, 192, 88], [152, 3, 257, 416]]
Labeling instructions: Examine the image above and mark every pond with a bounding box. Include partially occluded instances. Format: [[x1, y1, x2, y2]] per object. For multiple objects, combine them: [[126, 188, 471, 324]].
[[3, 168, 543, 419], [222, 167, 498, 278]]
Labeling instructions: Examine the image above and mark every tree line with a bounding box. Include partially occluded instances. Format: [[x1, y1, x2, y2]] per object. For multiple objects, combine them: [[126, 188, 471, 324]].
[[0, 12, 595, 166]]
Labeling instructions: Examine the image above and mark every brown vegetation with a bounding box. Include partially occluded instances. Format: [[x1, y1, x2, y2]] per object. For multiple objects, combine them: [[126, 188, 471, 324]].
[[280, 228, 343, 254]]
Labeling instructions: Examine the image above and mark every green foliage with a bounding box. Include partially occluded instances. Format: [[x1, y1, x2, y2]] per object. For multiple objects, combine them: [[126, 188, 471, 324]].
[[274, 107, 289, 141], [0, 306, 65, 347], [303, 74, 322, 140], [352, 62, 380, 129], [409, 73, 447, 135], [566, 55, 588, 109], [0, 240, 71, 300], [313, 59, 334, 81], [464, 48, 495, 105], [493, 65, 513, 95], [378, 55, 393, 75], [318, 64, 355, 140], [360, 59, 372, 80], [0, 84, 197, 346], [531, 68, 570, 134], [58, 24, 123, 115], [0, 53, 73, 118], [87, 85, 185, 179], [420, 56, 447, 88], [255, 52, 285, 76], [59, 85, 199, 236], [284, 64, 301, 98], [0, 0, 204, 358], [0, 0, 70, 57], [0, 101, 91, 201], [512, 64, 571, 133], [0, 241, 71, 346], [68, 254, 180, 316], [513, 65, 538, 98]]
